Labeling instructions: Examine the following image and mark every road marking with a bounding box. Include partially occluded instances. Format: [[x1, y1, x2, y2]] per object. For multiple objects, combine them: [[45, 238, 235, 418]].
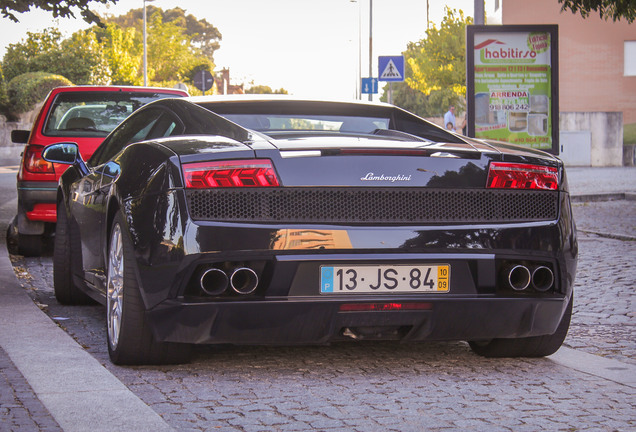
[[549, 346, 636, 388]]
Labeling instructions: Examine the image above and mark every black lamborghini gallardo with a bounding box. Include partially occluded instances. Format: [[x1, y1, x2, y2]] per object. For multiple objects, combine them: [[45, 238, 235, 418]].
[[43, 97, 577, 365]]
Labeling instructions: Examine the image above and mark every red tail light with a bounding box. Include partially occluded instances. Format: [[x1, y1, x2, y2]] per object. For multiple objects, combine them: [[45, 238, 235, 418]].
[[487, 162, 558, 190], [183, 159, 280, 188], [23, 145, 55, 174]]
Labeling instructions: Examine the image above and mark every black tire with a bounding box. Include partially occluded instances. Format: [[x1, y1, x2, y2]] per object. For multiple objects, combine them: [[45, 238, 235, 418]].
[[53, 203, 94, 305], [469, 296, 572, 358], [17, 233, 44, 257], [106, 212, 192, 365]]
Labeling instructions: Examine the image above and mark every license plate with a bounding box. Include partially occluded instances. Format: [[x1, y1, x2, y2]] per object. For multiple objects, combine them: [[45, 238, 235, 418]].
[[320, 264, 450, 294]]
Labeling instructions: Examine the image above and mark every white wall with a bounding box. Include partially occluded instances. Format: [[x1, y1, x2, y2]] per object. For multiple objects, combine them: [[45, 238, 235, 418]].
[[559, 112, 623, 167]]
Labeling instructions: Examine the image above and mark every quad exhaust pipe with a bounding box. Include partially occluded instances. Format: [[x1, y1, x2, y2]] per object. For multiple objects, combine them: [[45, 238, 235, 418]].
[[506, 265, 531, 291], [199, 266, 259, 296], [199, 268, 229, 296], [230, 267, 259, 294], [531, 266, 554, 292], [504, 264, 554, 292]]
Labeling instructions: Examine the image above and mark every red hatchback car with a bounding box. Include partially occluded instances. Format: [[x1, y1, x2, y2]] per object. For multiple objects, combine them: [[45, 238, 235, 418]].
[[11, 85, 188, 256]]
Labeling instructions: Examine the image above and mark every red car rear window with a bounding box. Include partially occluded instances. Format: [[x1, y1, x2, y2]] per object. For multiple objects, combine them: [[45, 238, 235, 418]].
[[42, 91, 182, 138]]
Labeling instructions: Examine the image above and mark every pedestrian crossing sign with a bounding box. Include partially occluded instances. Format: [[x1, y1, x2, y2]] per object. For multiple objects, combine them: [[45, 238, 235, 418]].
[[378, 56, 405, 82]]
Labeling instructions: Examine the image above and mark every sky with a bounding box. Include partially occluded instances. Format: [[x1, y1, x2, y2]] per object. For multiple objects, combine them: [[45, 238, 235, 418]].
[[0, 0, 476, 100]]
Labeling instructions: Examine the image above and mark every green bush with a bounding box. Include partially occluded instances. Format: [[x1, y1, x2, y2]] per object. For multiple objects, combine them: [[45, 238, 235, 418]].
[[0, 64, 9, 115], [6, 72, 73, 116], [624, 123, 636, 146]]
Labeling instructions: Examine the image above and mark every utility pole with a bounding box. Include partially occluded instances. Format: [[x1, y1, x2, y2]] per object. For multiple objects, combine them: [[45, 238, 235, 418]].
[[474, 0, 485, 25], [143, 0, 148, 86], [426, 0, 429, 31], [368, 0, 373, 101]]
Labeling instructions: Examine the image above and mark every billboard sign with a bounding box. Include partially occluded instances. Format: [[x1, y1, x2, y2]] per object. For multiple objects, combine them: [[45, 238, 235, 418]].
[[466, 25, 559, 154]]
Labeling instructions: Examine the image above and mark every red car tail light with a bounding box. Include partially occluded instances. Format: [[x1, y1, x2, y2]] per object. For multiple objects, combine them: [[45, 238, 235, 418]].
[[183, 159, 280, 188], [487, 162, 558, 190], [23, 145, 55, 174]]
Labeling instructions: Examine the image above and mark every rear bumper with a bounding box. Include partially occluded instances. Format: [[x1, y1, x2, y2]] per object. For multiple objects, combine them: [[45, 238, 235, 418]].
[[17, 181, 58, 223], [130, 190, 577, 346], [147, 295, 569, 345]]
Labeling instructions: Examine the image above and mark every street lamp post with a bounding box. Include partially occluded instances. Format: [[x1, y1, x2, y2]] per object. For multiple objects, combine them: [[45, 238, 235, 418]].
[[350, 0, 361, 100], [143, 0, 151, 86], [474, 0, 485, 25], [368, 0, 373, 101]]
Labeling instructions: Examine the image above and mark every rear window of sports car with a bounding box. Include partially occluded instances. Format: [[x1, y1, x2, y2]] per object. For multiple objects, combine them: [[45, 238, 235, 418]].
[[42, 91, 181, 138], [200, 101, 465, 143], [220, 113, 390, 134]]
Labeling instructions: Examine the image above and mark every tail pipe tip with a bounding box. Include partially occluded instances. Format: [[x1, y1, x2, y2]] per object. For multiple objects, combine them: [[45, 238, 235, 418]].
[[230, 267, 259, 295], [507, 264, 531, 291], [532, 266, 554, 292], [199, 268, 229, 296]]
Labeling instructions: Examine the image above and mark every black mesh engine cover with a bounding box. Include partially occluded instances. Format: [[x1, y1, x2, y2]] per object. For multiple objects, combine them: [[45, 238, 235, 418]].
[[185, 188, 559, 224]]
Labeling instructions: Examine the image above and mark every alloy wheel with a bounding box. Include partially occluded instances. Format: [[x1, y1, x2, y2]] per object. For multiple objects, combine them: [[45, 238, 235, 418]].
[[107, 223, 124, 350]]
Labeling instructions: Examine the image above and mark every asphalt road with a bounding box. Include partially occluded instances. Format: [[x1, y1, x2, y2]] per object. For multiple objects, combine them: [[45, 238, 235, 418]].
[[1, 166, 635, 431]]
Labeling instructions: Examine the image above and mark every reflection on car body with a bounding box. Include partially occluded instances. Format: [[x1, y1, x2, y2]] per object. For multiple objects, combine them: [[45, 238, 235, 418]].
[[11, 85, 189, 257], [43, 96, 577, 365]]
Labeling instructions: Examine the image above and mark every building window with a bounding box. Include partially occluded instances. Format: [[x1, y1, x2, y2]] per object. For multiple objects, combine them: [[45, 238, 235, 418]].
[[495, 0, 500, 11], [625, 41, 636, 76]]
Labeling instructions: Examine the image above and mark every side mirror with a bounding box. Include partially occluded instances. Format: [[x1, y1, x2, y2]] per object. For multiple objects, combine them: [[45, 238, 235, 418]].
[[42, 143, 89, 176], [11, 130, 30, 144], [42, 143, 79, 165]]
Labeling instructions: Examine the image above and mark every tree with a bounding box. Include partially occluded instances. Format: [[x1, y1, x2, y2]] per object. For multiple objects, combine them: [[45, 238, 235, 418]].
[[101, 23, 142, 85], [558, 0, 636, 23], [59, 29, 111, 84], [145, 11, 208, 83], [0, 64, 9, 116], [95, 7, 218, 86], [2, 5, 225, 88], [381, 81, 434, 118], [2, 27, 110, 84], [2, 28, 62, 82], [391, 8, 472, 116], [245, 85, 288, 95], [0, 0, 115, 25], [105, 6, 221, 61]]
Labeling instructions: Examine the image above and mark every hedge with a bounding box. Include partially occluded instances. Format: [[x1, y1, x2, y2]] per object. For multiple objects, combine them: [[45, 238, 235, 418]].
[[0, 64, 8, 114], [6, 72, 73, 115]]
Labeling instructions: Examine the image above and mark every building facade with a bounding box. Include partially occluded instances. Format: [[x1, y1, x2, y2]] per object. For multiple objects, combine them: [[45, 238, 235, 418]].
[[486, 0, 636, 165], [487, 0, 636, 123]]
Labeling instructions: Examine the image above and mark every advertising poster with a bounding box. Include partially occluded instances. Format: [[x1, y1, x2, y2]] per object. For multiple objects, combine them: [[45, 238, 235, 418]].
[[466, 25, 559, 154]]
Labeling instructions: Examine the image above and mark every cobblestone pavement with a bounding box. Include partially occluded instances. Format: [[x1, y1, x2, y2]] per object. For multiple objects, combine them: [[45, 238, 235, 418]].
[[565, 200, 636, 366], [6, 198, 636, 431], [0, 346, 61, 431]]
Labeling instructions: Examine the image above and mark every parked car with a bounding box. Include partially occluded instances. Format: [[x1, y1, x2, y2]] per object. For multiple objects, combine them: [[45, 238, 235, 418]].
[[11, 85, 189, 256], [42, 96, 577, 365]]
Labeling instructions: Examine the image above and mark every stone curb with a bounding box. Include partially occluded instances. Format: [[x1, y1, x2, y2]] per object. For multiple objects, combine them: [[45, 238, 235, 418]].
[[549, 347, 636, 388], [570, 192, 631, 203], [0, 245, 173, 431]]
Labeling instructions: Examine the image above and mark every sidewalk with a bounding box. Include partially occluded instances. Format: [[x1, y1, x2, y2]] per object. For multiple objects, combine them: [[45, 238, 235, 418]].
[[566, 166, 636, 198], [0, 166, 634, 431]]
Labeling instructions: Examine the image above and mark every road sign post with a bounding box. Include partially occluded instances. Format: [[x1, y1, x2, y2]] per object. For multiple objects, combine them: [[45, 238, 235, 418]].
[[378, 56, 405, 82], [361, 77, 378, 94], [193, 70, 214, 95], [378, 56, 405, 104]]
